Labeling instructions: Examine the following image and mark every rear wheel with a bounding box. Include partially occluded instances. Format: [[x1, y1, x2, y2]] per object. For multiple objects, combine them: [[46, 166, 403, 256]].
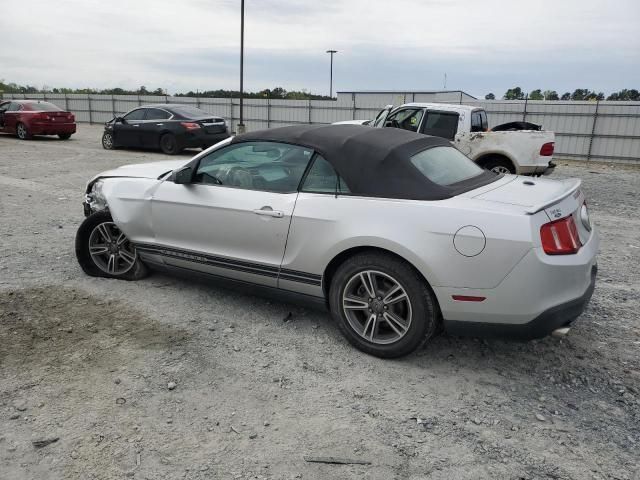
[[481, 156, 515, 174], [16, 122, 31, 140], [329, 252, 439, 358], [58, 133, 72, 140], [102, 132, 115, 149], [160, 133, 181, 155], [75, 211, 148, 280]]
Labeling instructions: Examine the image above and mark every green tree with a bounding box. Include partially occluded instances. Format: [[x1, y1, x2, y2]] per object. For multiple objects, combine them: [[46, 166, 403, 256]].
[[543, 90, 559, 100], [485, 93, 495, 100], [529, 89, 544, 100], [503, 87, 525, 100], [561, 92, 571, 100]]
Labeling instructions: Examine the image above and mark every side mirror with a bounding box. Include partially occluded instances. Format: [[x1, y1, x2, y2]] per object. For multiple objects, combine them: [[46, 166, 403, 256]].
[[174, 166, 193, 184], [114, 116, 125, 123]]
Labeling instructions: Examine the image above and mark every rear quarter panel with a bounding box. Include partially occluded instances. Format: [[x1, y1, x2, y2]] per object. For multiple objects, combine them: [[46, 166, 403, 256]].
[[283, 193, 535, 295]]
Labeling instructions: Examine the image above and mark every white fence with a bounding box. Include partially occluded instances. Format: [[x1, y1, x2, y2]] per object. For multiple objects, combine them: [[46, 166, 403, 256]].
[[3, 92, 639, 164]]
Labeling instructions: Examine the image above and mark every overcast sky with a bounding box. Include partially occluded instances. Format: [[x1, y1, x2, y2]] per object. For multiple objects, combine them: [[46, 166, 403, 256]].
[[1, 0, 638, 98]]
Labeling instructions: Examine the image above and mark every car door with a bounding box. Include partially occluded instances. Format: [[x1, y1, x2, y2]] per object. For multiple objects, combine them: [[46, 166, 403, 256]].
[[140, 108, 171, 148], [3, 102, 22, 133], [146, 141, 314, 287], [0, 101, 9, 130], [116, 108, 146, 147]]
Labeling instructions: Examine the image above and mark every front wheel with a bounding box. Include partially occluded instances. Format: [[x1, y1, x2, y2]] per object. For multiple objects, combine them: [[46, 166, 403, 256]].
[[16, 122, 31, 140], [102, 132, 115, 149], [75, 211, 148, 280], [329, 252, 439, 358]]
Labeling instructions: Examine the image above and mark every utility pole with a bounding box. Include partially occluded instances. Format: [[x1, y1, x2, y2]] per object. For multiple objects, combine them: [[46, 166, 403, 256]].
[[326, 50, 338, 98], [238, 0, 246, 134]]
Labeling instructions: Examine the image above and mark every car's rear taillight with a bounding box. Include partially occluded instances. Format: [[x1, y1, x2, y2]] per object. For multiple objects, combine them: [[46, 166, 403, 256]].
[[540, 142, 554, 156], [181, 122, 201, 130], [34, 113, 50, 121], [540, 215, 582, 255], [68, 114, 75, 121]]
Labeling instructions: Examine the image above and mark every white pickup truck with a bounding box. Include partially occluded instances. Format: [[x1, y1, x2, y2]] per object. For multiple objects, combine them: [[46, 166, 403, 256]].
[[336, 103, 556, 176]]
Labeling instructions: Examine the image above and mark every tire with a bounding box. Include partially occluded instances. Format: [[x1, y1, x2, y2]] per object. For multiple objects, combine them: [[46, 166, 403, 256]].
[[58, 133, 72, 140], [75, 211, 148, 281], [481, 156, 515, 175], [160, 133, 181, 155], [16, 122, 31, 140], [102, 132, 115, 150], [329, 252, 439, 358]]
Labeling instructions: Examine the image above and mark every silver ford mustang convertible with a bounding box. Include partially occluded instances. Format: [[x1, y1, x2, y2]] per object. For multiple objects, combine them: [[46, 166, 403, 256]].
[[76, 125, 598, 358]]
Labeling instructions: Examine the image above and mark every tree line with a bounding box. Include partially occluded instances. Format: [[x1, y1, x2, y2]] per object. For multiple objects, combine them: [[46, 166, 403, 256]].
[[485, 87, 639, 101], [0, 81, 332, 100]]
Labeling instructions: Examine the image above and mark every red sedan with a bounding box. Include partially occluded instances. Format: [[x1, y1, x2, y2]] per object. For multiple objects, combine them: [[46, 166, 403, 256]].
[[0, 100, 76, 140]]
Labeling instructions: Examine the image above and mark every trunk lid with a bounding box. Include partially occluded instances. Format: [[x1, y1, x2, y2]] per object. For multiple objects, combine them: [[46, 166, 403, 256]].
[[470, 174, 583, 216]]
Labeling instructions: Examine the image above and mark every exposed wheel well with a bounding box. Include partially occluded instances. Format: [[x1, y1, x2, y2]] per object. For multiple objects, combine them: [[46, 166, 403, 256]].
[[476, 154, 515, 171], [322, 246, 437, 301]]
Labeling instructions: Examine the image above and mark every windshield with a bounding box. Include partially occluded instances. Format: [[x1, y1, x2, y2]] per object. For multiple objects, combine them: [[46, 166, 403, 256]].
[[410, 146, 485, 186]]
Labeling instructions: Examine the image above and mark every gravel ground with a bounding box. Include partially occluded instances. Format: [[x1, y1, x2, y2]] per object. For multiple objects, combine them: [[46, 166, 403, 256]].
[[1, 126, 639, 480]]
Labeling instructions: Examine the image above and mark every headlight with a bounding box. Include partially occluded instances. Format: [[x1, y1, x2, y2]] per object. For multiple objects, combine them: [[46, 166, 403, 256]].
[[580, 202, 591, 231], [87, 180, 107, 212]]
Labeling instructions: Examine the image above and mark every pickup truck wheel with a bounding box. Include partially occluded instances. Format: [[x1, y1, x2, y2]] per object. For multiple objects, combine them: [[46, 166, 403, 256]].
[[482, 156, 515, 174], [75, 211, 148, 281]]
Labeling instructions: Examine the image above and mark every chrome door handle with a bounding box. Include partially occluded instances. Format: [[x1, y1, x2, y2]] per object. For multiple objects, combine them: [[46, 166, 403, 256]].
[[133, 124, 140, 127], [253, 206, 284, 218], [156, 123, 164, 126]]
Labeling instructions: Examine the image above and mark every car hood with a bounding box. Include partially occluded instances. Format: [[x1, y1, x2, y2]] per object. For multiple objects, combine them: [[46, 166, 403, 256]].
[[92, 160, 187, 182]]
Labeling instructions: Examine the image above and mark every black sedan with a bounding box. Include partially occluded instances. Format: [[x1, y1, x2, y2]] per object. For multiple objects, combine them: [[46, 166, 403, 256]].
[[102, 104, 230, 154]]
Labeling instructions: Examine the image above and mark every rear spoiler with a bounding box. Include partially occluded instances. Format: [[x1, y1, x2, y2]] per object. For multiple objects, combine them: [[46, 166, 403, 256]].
[[525, 178, 581, 215]]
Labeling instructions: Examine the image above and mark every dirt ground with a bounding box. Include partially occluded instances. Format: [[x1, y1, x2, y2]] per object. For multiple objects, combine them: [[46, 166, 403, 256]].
[[0, 126, 639, 480]]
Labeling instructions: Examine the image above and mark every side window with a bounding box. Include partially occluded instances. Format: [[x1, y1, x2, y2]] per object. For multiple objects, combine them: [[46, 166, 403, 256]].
[[480, 110, 488, 131], [144, 108, 171, 120], [421, 111, 459, 140], [384, 108, 424, 132], [301, 154, 350, 194], [0, 102, 9, 112], [471, 111, 483, 132], [194, 141, 313, 193], [7, 102, 21, 112], [124, 109, 146, 121]]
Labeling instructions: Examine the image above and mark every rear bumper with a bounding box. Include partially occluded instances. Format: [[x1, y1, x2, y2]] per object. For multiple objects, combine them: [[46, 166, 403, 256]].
[[519, 160, 555, 176], [443, 264, 597, 340], [437, 226, 599, 340], [30, 122, 76, 135], [180, 129, 229, 148]]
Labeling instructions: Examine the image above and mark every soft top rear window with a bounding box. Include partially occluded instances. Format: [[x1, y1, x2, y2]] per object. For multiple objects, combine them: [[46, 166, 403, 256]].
[[410, 146, 484, 186], [24, 102, 62, 112]]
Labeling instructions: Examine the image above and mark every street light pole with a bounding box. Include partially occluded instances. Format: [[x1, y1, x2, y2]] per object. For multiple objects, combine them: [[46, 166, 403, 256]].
[[326, 50, 337, 98], [238, 0, 246, 134]]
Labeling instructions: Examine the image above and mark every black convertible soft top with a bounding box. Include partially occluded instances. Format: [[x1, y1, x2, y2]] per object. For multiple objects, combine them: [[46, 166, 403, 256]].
[[232, 124, 497, 200]]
